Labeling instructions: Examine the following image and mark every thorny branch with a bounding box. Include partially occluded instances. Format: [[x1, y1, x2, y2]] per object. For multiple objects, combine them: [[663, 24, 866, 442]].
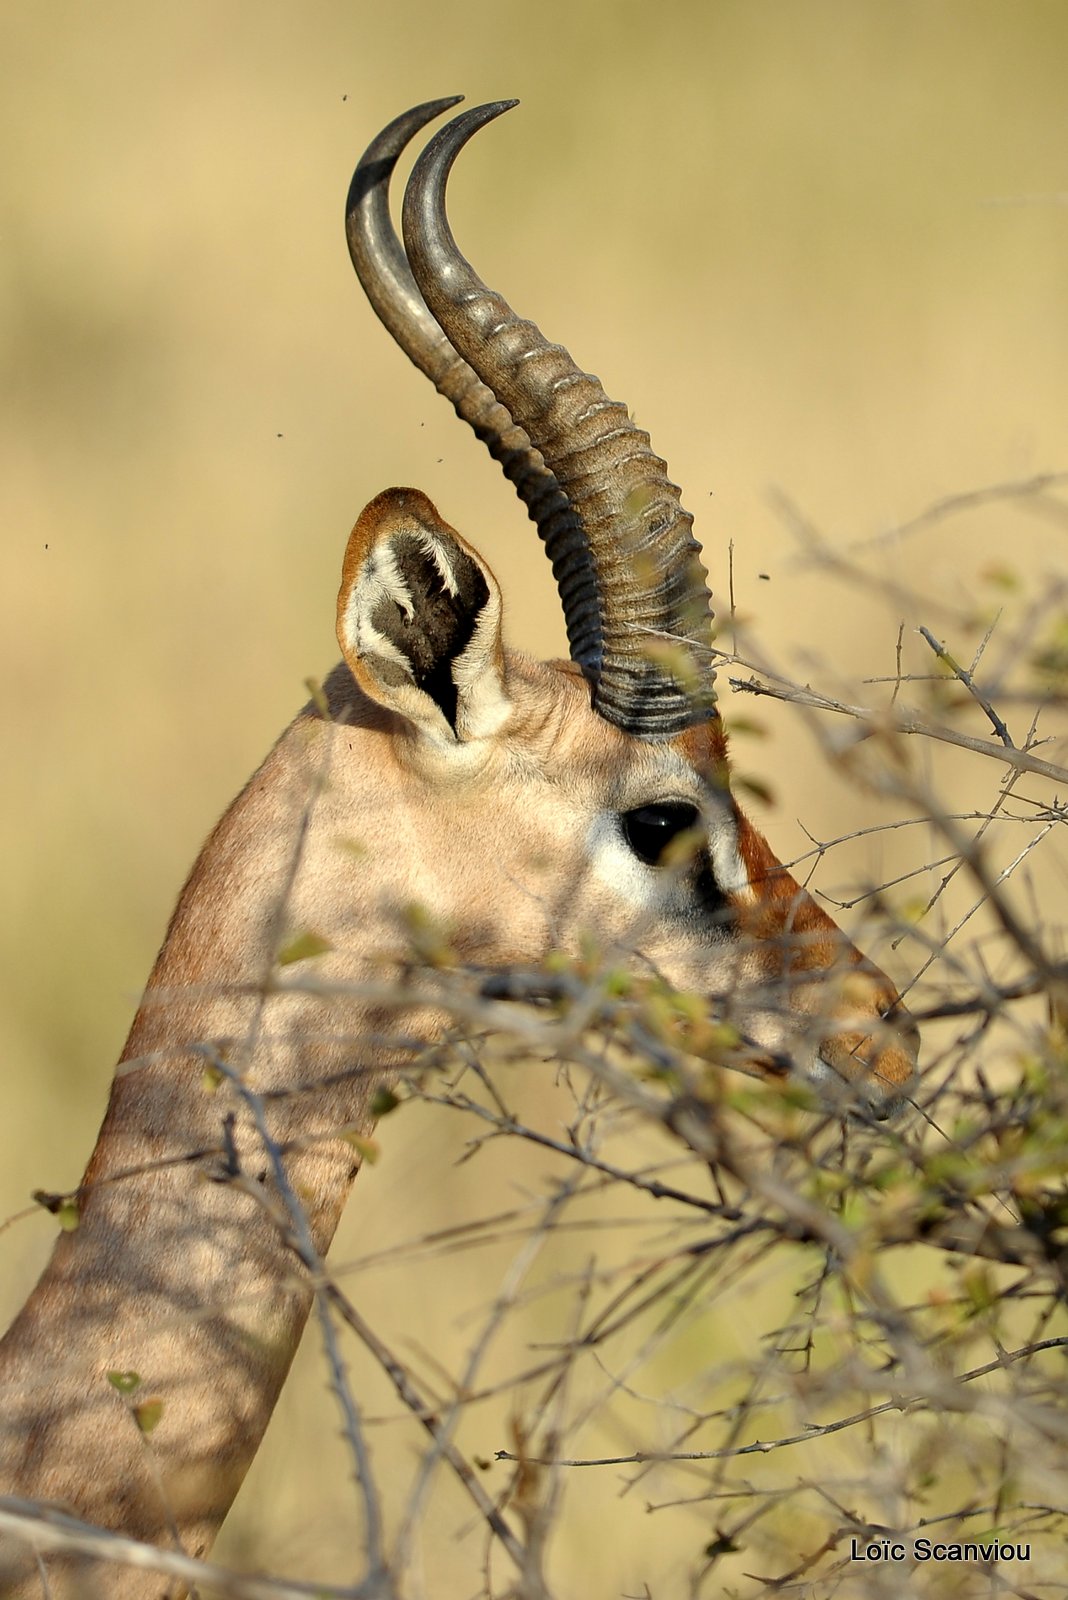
[[6, 475, 1068, 1598], [728, 668, 1068, 788], [0, 1498, 383, 1600]]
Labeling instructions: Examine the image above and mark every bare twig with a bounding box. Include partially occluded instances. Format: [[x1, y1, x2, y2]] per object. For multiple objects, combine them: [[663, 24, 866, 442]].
[[729, 670, 1068, 786], [0, 1499, 379, 1600]]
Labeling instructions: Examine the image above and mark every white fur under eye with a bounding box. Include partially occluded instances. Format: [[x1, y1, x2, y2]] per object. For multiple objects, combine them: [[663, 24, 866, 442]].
[[587, 814, 661, 907], [705, 809, 752, 900]]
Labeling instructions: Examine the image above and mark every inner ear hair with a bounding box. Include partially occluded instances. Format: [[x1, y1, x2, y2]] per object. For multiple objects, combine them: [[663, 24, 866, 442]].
[[369, 528, 490, 731], [337, 488, 508, 743]]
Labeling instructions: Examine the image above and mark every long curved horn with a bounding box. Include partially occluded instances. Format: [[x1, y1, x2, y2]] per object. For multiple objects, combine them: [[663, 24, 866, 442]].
[[346, 100, 605, 674], [401, 101, 716, 739]]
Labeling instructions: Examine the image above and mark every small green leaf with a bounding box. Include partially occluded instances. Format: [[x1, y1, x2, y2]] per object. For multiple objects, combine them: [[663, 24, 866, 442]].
[[733, 774, 776, 806], [108, 1370, 142, 1395], [369, 1087, 401, 1118], [134, 1399, 164, 1435], [400, 903, 456, 968], [723, 715, 767, 739], [304, 676, 330, 718], [277, 930, 333, 966], [641, 637, 704, 697], [342, 1131, 380, 1165], [33, 1188, 79, 1229]]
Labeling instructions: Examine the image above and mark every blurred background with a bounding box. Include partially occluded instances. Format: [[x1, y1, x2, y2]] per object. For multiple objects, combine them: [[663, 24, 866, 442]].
[[2, 1, 1067, 1592]]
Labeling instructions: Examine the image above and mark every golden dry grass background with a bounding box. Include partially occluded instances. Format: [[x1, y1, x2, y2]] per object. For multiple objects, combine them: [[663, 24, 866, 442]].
[[2, 2, 1068, 1592]]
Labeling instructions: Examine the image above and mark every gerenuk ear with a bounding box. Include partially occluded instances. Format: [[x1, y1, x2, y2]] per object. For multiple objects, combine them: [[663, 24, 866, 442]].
[[337, 487, 511, 744]]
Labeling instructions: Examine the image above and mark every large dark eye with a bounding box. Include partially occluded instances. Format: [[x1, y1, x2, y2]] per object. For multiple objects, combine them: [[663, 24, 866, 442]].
[[621, 803, 700, 866]]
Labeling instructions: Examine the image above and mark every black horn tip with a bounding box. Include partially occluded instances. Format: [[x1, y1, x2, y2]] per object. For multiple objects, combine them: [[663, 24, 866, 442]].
[[401, 101, 522, 293], [442, 98, 522, 149], [346, 96, 466, 232], [458, 98, 521, 124], [409, 100, 520, 195]]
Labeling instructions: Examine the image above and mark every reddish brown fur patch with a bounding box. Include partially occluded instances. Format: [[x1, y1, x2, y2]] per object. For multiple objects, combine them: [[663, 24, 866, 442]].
[[672, 717, 731, 785], [734, 812, 849, 967], [732, 810, 917, 1096]]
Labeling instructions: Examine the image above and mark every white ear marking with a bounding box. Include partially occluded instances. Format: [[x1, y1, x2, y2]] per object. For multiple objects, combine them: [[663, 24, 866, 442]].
[[415, 527, 462, 597], [364, 541, 415, 616]]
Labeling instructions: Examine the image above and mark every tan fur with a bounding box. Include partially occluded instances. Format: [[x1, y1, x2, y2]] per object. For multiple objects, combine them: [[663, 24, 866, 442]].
[[0, 490, 917, 1594]]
